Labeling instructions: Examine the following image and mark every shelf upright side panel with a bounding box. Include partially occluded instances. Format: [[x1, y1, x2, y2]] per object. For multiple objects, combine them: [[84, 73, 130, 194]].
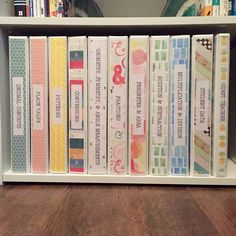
[[0, 29, 11, 184]]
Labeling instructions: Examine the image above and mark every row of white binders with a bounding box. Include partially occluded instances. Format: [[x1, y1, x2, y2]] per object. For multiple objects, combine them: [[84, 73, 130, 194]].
[[8, 33, 230, 176]]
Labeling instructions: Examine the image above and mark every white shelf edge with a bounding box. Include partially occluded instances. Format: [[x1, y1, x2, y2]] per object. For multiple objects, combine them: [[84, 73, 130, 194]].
[[0, 16, 236, 27], [3, 160, 236, 185]]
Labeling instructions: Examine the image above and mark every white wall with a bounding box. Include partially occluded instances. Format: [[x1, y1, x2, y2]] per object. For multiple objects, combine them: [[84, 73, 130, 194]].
[[97, 0, 167, 17]]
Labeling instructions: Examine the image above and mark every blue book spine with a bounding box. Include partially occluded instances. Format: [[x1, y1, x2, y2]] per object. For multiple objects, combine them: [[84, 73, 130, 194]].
[[233, 0, 236, 15], [30, 0, 34, 16], [170, 35, 190, 175]]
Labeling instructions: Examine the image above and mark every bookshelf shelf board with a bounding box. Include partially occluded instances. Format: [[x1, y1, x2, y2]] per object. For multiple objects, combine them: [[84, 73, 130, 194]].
[[0, 16, 236, 27], [1, 17, 236, 41], [2, 160, 236, 185]]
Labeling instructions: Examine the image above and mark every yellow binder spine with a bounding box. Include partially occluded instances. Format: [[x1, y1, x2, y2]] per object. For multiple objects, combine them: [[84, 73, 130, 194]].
[[49, 37, 67, 173]]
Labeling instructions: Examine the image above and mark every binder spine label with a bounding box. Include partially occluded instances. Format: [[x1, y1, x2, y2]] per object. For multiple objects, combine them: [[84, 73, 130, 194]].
[[13, 77, 24, 136], [133, 76, 145, 135], [196, 80, 209, 130], [149, 36, 169, 175], [108, 37, 128, 175], [71, 83, 83, 130], [174, 64, 186, 146], [155, 71, 166, 145], [52, 88, 63, 124], [32, 84, 44, 130]]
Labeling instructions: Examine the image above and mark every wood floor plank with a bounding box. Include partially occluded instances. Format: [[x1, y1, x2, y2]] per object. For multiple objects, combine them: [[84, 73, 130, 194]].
[[187, 187, 236, 236], [0, 185, 236, 236]]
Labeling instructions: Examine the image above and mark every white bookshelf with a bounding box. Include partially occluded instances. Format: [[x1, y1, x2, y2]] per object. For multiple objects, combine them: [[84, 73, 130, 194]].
[[2, 159, 236, 185], [1, 16, 236, 185]]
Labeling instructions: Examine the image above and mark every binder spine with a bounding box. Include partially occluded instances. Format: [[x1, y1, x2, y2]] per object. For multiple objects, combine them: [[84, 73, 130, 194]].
[[213, 34, 230, 177], [68, 36, 87, 173], [88, 37, 107, 174], [30, 37, 48, 173], [191, 35, 213, 176], [170, 35, 190, 175], [9, 36, 30, 172], [108, 36, 128, 175], [129, 36, 149, 175], [49, 37, 67, 173], [149, 36, 170, 176]]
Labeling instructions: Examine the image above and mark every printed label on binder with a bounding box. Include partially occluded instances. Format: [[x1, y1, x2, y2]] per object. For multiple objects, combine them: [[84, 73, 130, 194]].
[[71, 83, 83, 130], [174, 64, 186, 146], [196, 80, 209, 131], [155, 71, 167, 144], [52, 88, 63, 124], [13, 77, 24, 136], [33, 84, 44, 130], [133, 76, 145, 135]]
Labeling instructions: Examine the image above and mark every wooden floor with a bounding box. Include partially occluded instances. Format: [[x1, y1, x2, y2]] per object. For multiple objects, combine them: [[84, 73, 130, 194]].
[[0, 184, 236, 236]]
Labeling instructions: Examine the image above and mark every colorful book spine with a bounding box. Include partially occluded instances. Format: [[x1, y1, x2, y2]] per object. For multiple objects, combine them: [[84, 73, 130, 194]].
[[9, 36, 30, 172], [56, 0, 64, 17], [149, 36, 170, 176], [129, 36, 149, 175], [49, 0, 63, 17], [170, 35, 190, 175], [14, 0, 27, 16], [212, 0, 220, 16], [49, 0, 56, 17], [88, 37, 107, 174], [199, 0, 213, 16], [68, 36, 87, 174], [213, 33, 230, 177], [49, 37, 67, 173], [26, 0, 30, 16], [220, 0, 229, 16], [30, 36, 48, 173], [228, 0, 233, 15], [108, 36, 128, 175], [191, 34, 213, 176]]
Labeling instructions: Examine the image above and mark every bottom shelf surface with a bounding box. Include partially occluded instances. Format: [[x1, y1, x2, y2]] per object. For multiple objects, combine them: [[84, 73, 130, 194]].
[[3, 159, 236, 185]]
